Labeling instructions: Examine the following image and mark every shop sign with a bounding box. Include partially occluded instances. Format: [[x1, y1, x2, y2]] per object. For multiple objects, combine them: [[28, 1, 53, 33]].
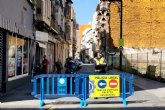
[[8, 36, 24, 46], [89, 75, 120, 97], [119, 38, 124, 46], [35, 31, 48, 42]]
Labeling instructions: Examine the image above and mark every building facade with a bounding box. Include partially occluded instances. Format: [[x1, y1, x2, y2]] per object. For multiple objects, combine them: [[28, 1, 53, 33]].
[[33, 0, 75, 71], [79, 24, 92, 61], [68, 6, 77, 58], [0, 0, 75, 93], [94, 0, 165, 80], [81, 28, 94, 62], [108, 0, 165, 80], [75, 25, 80, 59], [0, 0, 34, 92], [92, 0, 110, 59]]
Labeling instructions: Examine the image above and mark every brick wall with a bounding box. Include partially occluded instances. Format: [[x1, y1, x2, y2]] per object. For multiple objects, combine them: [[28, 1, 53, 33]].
[[110, 0, 165, 48], [109, 1, 121, 47]]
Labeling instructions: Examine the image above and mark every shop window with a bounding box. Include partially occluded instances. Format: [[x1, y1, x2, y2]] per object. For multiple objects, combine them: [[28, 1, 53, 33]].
[[8, 36, 17, 78], [8, 35, 29, 79]]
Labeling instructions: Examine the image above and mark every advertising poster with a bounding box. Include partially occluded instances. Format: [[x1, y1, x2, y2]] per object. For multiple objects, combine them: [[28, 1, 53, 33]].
[[8, 58, 15, 77]]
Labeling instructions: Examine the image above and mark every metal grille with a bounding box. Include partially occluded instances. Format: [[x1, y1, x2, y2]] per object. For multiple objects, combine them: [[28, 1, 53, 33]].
[[0, 31, 3, 91]]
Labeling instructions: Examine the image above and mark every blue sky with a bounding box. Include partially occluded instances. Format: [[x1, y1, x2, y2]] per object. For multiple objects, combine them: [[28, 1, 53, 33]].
[[73, 0, 99, 24]]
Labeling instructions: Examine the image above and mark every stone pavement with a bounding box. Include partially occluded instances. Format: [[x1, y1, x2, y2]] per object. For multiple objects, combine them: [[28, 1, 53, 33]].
[[0, 82, 52, 110], [109, 69, 165, 99], [0, 65, 165, 110], [47, 68, 165, 110]]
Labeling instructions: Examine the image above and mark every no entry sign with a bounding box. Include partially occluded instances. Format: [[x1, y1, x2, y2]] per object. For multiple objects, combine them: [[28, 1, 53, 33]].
[[109, 79, 118, 88]]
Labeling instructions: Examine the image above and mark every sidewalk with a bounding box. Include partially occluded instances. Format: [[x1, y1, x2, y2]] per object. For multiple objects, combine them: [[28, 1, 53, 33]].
[[109, 69, 165, 99], [0, 82, 54, 109]]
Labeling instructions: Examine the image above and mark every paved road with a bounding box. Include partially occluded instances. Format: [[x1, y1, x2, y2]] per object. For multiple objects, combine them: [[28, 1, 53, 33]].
[[47, 64, 165, 110], [47, 86, 165, 110], [1, 64, 165, 110]]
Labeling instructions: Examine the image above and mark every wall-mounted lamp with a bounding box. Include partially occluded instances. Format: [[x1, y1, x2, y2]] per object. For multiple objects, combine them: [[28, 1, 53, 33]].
[[98, 12, 102, 16], [102, 17, 106, 21], [106, 12, 110, 16], [66, 0, 73, 6]]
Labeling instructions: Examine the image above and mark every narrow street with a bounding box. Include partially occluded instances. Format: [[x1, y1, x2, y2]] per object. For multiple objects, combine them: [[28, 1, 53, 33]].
[[1, 0, 165, 110], [1, 64, 165, 110]]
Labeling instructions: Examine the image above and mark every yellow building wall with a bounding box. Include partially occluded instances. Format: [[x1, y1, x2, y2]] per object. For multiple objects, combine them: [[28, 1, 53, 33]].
[[110, 0, 165, 48]]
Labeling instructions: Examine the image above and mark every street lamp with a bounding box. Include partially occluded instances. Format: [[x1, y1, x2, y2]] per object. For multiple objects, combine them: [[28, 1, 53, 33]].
[[98, 12, 102, 16], [106, 12, 110, 16], [66, 0, 73, 6]]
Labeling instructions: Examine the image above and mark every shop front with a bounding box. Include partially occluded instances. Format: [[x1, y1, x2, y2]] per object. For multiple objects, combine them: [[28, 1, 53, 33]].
[[8, 35, 29, 78], [35, 31, 48, 68], [35, 31, 56, 73], [0, 32, 31, 92]]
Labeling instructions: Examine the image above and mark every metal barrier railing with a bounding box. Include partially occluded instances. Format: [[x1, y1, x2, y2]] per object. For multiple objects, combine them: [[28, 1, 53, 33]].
[[31, 73, 134, 107]]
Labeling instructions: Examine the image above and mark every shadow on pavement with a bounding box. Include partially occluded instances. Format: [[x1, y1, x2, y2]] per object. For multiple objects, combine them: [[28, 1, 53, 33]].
[[0, 83, 35, 103], [51, 100, 148, 105]]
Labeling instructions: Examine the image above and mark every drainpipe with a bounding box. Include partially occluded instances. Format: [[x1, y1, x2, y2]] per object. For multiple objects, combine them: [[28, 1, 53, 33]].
[[119, 0, 123, 71]]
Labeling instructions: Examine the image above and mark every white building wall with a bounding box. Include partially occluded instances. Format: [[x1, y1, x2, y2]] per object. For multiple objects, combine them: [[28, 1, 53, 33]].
[[81, 28, 94, 58]]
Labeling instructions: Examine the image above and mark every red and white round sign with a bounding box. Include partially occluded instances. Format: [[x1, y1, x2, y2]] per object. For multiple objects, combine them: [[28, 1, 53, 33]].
[[109, 79, 118, 88]]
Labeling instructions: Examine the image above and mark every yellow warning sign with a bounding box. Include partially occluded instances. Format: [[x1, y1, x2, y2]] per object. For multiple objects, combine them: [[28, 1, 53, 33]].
[[89, 75, 120, 97]]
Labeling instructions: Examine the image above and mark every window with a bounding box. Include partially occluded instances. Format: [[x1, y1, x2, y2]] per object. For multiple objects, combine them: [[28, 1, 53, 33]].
[[8, 36, 17, 78], [16, 37, 23, 76], [8, 35, 29, 79]]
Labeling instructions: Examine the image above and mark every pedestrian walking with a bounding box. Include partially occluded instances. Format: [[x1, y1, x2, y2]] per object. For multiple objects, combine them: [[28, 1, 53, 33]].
[[55, 58, 62, 74], [42, 55, 49, 74]]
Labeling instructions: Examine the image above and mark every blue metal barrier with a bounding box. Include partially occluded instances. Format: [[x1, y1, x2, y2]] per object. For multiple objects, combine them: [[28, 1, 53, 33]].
[[31, 73, 134, 107]]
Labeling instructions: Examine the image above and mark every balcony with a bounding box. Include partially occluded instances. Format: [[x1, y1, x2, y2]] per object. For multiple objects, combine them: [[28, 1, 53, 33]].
[[51, 17, 59, 34]]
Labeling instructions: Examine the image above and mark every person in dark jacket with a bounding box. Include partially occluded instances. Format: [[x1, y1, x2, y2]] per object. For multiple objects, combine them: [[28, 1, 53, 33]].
[[55, 58, 62, 74]]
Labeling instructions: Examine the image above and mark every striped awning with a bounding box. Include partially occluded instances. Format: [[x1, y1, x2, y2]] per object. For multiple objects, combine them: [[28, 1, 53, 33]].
[[0, 14, 34, 39]]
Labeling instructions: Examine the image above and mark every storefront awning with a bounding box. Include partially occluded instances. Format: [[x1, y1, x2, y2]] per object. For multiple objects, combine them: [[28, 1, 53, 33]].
[[37, 42, 46, 49]]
